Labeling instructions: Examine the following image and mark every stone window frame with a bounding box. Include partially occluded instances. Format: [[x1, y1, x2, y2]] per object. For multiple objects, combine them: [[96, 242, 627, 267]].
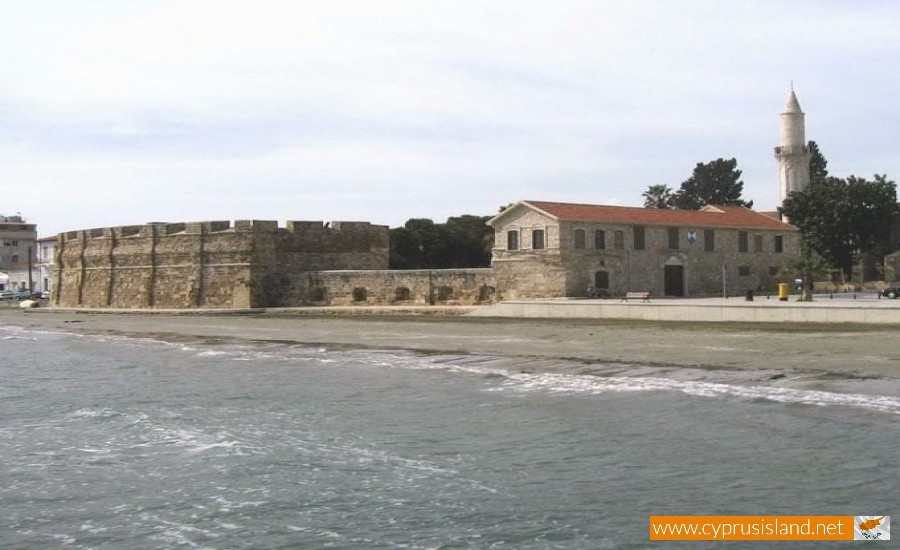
[[507, 229, 519, 251], [737, 266, 750, 277], [531, 228, 545, 250], [573, 228, 586, 250], [614, 229, 625, 250], [667, 227, 679, 250], [594, 229, 606, 250], [753, 234, 764, 253], [774, 235, 784, 253], [738, 230, 749, 253], [704, 229, 715, 252], [632, 226, 645, 250]]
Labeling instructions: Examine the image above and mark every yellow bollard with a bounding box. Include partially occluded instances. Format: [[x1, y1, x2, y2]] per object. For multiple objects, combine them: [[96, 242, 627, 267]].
[[778, 282, 790, 301]]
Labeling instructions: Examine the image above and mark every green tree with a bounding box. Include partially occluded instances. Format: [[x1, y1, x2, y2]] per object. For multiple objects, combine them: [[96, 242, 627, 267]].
[[781, 253, 833, 302], [670, 158, 753, 210], [780, 174, 898, 279], [389, 215, 493, 269], [642, 184, 674, 209], [442, 215, 493, 268], [808, 140, 828, 183]]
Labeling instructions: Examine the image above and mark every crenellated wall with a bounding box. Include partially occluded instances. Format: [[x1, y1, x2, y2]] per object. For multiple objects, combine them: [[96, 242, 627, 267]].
[[55, 220, 390, 308]]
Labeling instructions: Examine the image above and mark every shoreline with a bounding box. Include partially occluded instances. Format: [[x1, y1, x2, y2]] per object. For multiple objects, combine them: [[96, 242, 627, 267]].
[[4, 309, 900, 379]]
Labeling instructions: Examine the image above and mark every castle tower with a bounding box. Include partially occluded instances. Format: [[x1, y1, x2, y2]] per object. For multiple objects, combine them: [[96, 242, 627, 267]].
[[774, 89, 811, 205]]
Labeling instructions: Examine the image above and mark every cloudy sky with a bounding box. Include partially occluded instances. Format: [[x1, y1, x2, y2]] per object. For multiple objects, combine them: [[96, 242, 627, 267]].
[[3, 1, 899, 237]]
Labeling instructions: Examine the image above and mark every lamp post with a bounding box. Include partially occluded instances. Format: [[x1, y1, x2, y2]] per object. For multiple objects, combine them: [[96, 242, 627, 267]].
[[722, 264, 727, 298], [28, 245, 34, 294]]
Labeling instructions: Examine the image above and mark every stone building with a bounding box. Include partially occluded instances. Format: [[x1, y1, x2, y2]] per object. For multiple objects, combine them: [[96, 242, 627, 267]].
[[0, 214, 38, 292], [37, 236, 57, 296], [488, 200, 800, 299]]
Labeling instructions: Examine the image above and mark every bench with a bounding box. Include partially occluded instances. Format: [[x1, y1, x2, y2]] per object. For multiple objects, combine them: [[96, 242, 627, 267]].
[[622, 291, 651, 302]]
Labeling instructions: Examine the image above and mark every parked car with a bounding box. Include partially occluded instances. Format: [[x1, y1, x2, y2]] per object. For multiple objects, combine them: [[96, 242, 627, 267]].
[[15, 290, 32, 300], [882, 287, 900, 299], [0, 290, 18, 301], [40, 291, 50, 299]]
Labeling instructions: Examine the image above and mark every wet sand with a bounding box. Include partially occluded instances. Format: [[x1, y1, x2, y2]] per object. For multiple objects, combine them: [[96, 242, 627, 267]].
[[4, 309, 899, 378]]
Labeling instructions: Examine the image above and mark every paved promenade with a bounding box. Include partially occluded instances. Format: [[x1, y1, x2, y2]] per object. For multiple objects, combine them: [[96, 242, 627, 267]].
[[469, 292, 900, 324], [11, 291, 900, 324]]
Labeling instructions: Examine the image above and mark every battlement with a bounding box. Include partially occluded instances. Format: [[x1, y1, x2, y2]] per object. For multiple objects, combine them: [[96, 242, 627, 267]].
[[61, 219, 388, 243]]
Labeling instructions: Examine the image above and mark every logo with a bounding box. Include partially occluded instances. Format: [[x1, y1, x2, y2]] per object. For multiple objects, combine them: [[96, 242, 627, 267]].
[[855, 516, 890, 540], [687, 230, 697, 244]]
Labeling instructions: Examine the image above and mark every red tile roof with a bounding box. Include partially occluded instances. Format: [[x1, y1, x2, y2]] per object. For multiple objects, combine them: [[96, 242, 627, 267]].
[[516, 201, 798, 231]]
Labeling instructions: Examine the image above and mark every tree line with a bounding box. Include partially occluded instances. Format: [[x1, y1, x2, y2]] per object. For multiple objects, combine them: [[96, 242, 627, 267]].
[[389, 215, 493, 269]]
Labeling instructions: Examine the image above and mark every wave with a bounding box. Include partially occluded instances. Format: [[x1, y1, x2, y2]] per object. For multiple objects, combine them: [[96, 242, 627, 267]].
[[11, 324, 900, 417]]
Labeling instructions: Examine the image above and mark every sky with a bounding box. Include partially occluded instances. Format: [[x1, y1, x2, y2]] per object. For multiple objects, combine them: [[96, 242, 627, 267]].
[[3, 1, 900, 237]]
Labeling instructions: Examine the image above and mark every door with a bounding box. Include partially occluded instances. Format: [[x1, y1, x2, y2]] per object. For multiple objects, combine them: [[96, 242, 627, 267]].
[[664, 265, 684, 296], [594, 270, 609, 290]]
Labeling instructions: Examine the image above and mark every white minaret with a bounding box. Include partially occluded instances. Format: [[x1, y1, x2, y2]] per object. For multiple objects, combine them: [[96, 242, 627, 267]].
[[774, 89, 811, 205]]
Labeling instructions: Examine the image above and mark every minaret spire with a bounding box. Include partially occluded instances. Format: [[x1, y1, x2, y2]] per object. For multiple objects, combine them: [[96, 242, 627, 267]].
[[775, 88, 811, 207]]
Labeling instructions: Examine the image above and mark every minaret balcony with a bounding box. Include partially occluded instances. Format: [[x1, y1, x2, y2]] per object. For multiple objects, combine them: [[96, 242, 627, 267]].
[[774, 144, 809, 156]]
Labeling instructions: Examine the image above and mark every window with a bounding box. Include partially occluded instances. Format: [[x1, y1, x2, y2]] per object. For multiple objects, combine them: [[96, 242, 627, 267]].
[[738, 231, 748, 253], [614, 230, 625, 250], [704, 229, 715, 252], [437, 286, 453, 301], [532, 229, 545, 250], [774, 235, 784, 253], [737, 266, 750, 277], [667, 227, 679, 250], [595, 230, 606, 250], [769, 266, 780, 276], [11, 255, 18, 263], [633, 226, 645, 250], [594, 270, 610, 289], [394, 287, 411, 301], [507, 230, 519, 251], [754, 234, 763, 253], [574, 229, 586, 250]]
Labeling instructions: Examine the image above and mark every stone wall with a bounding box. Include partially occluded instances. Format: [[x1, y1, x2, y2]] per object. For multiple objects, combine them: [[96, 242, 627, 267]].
[[286, 269, 495, 306], [55, 220, 389, 309]]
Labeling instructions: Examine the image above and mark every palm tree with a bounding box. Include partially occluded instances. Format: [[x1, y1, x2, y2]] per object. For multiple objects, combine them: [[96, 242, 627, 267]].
[[781, 253, 832, 302], [642, 184, 674, 209]]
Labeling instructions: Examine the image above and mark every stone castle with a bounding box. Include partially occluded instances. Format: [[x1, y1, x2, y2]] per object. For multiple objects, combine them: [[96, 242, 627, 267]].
[[54, 91, 809, 309], [54, 219, 496, 308]]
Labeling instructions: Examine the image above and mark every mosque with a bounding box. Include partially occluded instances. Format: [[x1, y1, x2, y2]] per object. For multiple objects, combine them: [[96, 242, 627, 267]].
[[486, 90, 809, 299]]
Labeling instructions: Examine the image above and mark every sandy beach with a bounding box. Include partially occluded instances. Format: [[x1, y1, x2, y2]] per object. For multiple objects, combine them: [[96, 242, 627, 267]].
[[4, 309, 899, 378]]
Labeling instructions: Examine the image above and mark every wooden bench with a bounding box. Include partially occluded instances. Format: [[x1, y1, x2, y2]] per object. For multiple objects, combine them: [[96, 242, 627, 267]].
[[622, 291, 651, 302]]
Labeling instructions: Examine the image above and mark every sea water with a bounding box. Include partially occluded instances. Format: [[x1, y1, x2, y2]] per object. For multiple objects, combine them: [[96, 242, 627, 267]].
[[1, 325, 897, 549]]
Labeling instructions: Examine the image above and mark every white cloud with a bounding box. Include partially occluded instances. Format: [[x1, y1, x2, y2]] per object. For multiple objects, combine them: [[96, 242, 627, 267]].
[[2, 1, 900, 236]]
